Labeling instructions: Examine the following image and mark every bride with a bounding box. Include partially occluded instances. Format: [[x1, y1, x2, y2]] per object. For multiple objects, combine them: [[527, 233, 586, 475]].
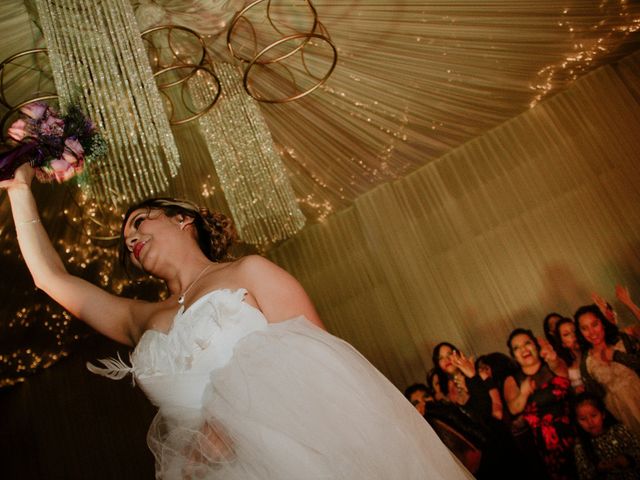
[[2, 164, 472, 479]]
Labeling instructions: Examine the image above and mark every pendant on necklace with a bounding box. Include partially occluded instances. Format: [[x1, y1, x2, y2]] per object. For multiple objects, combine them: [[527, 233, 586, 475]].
[[176, 264, 213, 307]]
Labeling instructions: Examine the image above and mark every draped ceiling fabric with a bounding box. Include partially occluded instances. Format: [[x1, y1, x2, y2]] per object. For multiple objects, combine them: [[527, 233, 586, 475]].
[[0, 0, 640, 388], [270, 55, 640, 388]]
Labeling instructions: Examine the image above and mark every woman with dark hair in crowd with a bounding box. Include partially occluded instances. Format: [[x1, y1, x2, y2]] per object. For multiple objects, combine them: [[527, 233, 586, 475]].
[[431, 342, 527, 478], [544, 312, 566, 348], [426, 367, 446, 401], [572, 392, 640, 479], [556, 317, 585, 393], [475, 352, 519, 421], [431, 342, 493, 421], [503, 328, 576, 479], [477, 352, 548, 478], [404, 383, 484, 474], [575, 304, 640, 438], [404, 383, 432, 417]]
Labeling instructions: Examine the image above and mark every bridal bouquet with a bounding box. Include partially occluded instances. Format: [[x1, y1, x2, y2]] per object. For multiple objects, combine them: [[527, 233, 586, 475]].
[[0, 101, 107, 183]]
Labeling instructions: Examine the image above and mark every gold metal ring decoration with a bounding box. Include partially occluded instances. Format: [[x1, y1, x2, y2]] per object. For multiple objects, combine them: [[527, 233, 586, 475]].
[[226, 0, 338, 103], [0, 48, 58, 136], [141, 25, 221, 125]]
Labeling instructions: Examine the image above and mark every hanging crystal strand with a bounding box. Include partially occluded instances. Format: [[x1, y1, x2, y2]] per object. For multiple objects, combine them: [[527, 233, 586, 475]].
[[192, 63, 305, 245], [34, 0, 181, 206], [100, 1, 159, 199], [106, 2, 180, 184], [58, 0, 129, 200]]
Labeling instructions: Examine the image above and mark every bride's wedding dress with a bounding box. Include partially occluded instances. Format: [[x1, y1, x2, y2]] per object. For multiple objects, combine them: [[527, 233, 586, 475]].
[[90, 288, 472, 479]]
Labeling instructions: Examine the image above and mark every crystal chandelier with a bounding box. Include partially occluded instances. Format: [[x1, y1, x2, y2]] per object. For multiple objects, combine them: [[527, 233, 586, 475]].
[[35, 0, 181, 205], [141, 25, 306, 245], [191, 62, 306, 244], [26, 0, 337, 245]]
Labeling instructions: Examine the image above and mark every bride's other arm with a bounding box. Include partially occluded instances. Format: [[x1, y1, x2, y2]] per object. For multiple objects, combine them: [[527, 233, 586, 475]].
[[239, 255, 325, 329], [1, 165, 145, 346]]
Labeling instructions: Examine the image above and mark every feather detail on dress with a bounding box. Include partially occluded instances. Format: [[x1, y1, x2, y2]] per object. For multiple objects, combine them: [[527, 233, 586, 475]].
[[86, 351, 135, 385]]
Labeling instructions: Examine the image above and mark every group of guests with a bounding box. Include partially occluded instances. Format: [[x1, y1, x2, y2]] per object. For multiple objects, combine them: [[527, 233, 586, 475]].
[[405, 286, 640, 479]]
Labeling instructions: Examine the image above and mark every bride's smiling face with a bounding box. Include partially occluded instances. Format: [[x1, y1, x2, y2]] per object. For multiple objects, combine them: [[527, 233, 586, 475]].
[[123, 208, 184, 271]]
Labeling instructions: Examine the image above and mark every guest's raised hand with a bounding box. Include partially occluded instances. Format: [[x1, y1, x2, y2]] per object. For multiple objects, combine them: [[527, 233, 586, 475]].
[[0, 162, 34, 191], [451, 350, 476, 378], [592, 291, 618, 324], [538, 338, 558, 364], [616, 285, 633, 306], [591, 292, 608, 313]]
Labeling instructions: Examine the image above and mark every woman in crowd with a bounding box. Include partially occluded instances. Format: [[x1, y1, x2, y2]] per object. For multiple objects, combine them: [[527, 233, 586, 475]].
[[432, 342, 493, 422], [544, 312, 566, 349], [475, 352, 519, 421], [477, 351, 548, 477], [556, 317, 585, 393], [404, 383, 484, 474], [427, 367, 445, 401], [573, 392, 640, 479], [432, 342, 527, 478], [504, 328, 576, 479], [404, 383, 431, 416], [575, 304, 640, 438]]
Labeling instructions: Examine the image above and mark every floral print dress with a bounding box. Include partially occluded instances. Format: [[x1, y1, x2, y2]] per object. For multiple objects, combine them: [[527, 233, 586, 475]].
[[516, 364, 577, 479]]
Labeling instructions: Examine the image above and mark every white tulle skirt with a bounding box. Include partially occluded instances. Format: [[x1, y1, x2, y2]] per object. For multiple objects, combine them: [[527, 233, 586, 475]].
[[146, 318, 472, 479]]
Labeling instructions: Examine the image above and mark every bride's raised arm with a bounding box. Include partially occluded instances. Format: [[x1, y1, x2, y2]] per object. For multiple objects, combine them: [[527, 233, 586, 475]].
[[1, 164, 146, 346]]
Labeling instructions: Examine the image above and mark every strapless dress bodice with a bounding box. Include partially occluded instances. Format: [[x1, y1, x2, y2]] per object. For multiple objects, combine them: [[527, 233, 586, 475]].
[[131, 288, 268, 411]]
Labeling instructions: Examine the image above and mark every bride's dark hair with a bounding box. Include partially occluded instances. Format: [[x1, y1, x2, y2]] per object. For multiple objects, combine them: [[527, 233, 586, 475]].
[[119, 197, 236, 267]]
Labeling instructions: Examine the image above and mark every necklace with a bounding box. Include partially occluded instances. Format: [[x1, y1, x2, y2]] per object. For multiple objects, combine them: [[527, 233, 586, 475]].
[[177, 264, 213, 305]]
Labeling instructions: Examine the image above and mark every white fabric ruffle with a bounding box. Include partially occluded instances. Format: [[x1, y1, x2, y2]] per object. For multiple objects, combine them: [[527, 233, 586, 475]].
[[92, 289, 472, 479]]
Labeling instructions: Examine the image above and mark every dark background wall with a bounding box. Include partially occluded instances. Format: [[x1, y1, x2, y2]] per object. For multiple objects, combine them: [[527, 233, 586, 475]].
[[0, 334, 156, 479]]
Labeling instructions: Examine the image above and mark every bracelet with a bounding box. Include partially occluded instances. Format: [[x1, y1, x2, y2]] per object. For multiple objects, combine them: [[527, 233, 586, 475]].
[[16, 218, 41, 226]]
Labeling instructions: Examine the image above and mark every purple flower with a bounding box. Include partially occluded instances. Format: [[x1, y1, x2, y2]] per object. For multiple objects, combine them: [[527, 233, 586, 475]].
[[48, 159, 76, 182], [20, 102, 48, 120], [7, 119, 28, 141], [62, 138, 84, 165], [39, 115, 65, 136], [1, 101, 101, 183]]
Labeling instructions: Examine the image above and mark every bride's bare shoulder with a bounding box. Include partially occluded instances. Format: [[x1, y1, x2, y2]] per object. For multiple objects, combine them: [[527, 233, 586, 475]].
[[230, 255, 279, 276]]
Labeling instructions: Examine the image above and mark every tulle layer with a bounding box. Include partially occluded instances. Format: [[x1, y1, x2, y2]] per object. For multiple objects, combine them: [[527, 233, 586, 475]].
[[147, 318, 472, 479]]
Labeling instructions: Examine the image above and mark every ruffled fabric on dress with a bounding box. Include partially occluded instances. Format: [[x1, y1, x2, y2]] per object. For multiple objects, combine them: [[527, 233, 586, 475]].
[[91, 289, 473, 479]]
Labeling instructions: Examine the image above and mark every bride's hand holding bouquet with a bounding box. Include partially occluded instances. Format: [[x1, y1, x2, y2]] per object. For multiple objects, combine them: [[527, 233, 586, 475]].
[[0, 161, 34, 191], [0, 101, 106, 184]]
